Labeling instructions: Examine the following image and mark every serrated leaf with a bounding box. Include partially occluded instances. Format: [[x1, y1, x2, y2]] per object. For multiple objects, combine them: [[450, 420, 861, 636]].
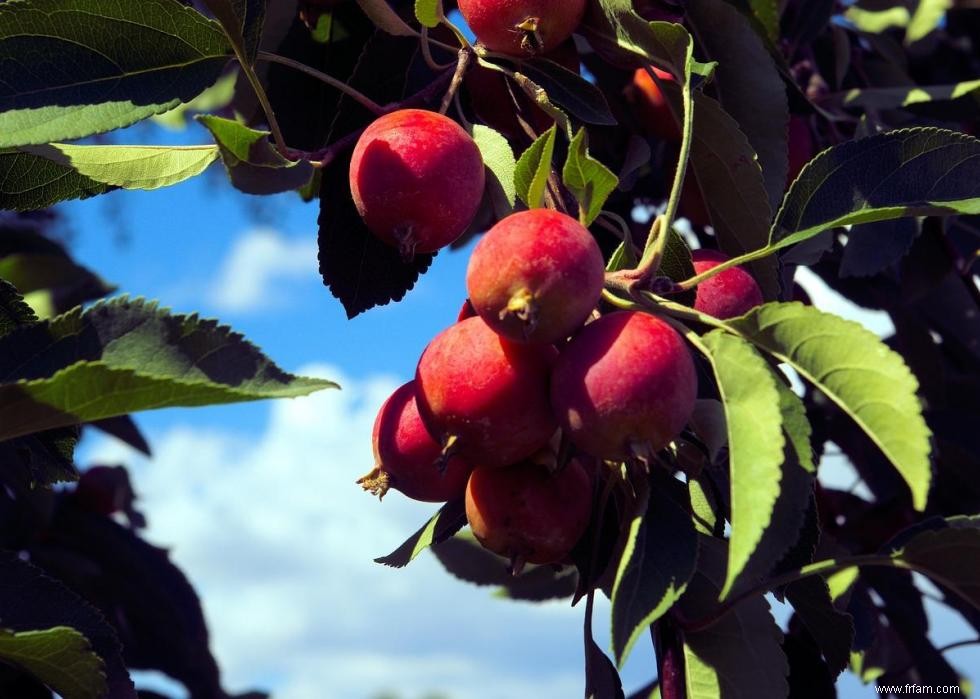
[[728, 302, 932, 510], [698, 330, 786, 599], [0, 297, 336, 442], [0, 626, 106, 699], [686, 0, 789, 211], [201, 0, 266, 62], [891, 517, 980, 610], [198, 115, 313, 194], [823, 80, 980, 111], [520, 58, 617, 126], [746, 0, 780, 42], [611, 475, 698, 666], [472, 124, 516, 211], [0, 553, 135, 698], [771, 128, 980, 253], [375, 499, 466, 568], [356, 0, 417, 36], [784, 577, 855, 677], [514, 126, 557, 209], [582, 0, 712, 78], [152, 70, 239, 131], [0, 144, 218, 211], [676, 89, 780, 299], [414, 0, 442, 28], [563, 128, 618, 226], [0, 0, 233, 147], [839, 218, 919, 278], [681, 537, 788, 699], [774, 376, 814, 474]]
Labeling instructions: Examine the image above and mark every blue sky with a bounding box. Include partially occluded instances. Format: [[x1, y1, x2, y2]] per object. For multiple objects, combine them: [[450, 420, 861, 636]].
[[63, 114, 979, 699]]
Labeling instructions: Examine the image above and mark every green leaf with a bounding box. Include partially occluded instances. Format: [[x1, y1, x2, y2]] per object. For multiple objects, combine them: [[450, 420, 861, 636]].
[[823, 80, 980, 111], [414, 0, 442, 28], [610, 475, 698, 666], [906, 0, 950, 43], [582, 0, 712, 78], [356, 0, 418, 36], [0, 297, 336, 442], [563, 128, 619, 226], [0, 626, 106, 699], [771, 128, 980, 252], [681, 537, 788, 699], [775, 375, 815, 474], [514, 126, 557, 209], [520, 58, 617, 126], [745, 0, 780, 42], [201, 0, 266, 62], [728, 302, 932, 510], [375, 499, 466, 568], [471, 124, 516, 212], [891, 516, 980, 610], [844, 6, 910, 33], [698, 330, 786, 599], [686, 0, 790, 210], [152, 70, 239, 131], [784, 577, 855, 677], [198, 115, 314, 195], [0, 254, 114, 316], [0, 0, 233, 147], [679, 89, 780, 299], [0, 144, 219, 211]]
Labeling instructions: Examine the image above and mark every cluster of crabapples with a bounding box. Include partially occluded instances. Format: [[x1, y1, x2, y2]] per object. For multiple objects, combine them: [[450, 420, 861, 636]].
[[347, 0, 766, 570]]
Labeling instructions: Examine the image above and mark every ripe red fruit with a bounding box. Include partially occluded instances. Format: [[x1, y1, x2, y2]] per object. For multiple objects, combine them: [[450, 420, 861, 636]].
[[359, 381, 473, 502], [458, 0, 587, 56], [551, 311, 697, 461], [349, 109, 485, 256], [466, 209, 604, 344], [415, 317, 558, 467], [627, 67, 680, 141], [787, 116, 814, 187], [691, 248, 764, 319], [465, 457, 593, 566]]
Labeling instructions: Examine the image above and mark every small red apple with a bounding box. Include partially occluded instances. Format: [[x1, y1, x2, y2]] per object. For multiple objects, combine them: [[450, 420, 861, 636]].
[[691, 248, 764, 319], [458, 0, 587, 56]]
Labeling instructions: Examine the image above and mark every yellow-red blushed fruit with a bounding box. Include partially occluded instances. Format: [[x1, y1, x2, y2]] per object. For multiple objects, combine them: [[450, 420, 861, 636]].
[[465, 457, 593, 565], [691, 249, 764, 319], [360, 381, 473, 502], [349, 109, 485, 257], [466, 209, 604, 344], [457, 0, 587, 56], [550, 311, 697, 461], [627, 66, 680, 141], [415, 317, 558, 468]]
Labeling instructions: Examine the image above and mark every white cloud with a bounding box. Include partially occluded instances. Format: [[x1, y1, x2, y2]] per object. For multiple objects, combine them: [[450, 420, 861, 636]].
[[209, 228, 318, 313], [87, 367, 596, 699]]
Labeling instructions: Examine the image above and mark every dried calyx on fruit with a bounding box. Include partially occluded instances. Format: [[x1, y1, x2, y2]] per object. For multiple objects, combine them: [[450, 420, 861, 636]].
[[457, 0, 587, 56], [349, 109, 485, 258], [359, 381, 473, 502], [551, 311, 697, 463], [466, 209, 605, 345], [465, 453, 593, 571], [415, 316, 558, 468]]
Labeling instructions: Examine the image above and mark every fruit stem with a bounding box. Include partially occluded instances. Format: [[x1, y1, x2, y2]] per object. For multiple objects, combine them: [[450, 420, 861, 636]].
[[502, 288, 539, 338], [420, 27, 456, 70], [257, 51, 386, 115], [229, 49, 288, 154], [440, 48, 473, 115], [637, 64, 695, 275], [655, 619, 687, 699]]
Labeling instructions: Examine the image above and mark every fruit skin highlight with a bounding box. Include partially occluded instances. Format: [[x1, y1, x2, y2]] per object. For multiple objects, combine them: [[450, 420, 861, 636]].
[[466, 209, 604, 344], [691, 249, 764, 320], [415, 317, 559, 468], [465, 457, 593, 565], [349, 109, 485, 257], [360, 381, 473, 502], [457, 0, 587, 56], [551, 311, 697, 461]]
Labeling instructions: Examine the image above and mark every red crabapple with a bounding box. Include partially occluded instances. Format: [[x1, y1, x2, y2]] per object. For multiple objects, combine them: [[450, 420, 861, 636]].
[[466, 209, 604, 344], [691, 249, 764, 319], [349, 109, 485, 257], [465, 456, 593, 566], [457, 0, 587, 56], [627, 67, 680, 141], [551, 311, 697, 461], [415, 317, 558, 468], [359, 381, 473, 502]]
